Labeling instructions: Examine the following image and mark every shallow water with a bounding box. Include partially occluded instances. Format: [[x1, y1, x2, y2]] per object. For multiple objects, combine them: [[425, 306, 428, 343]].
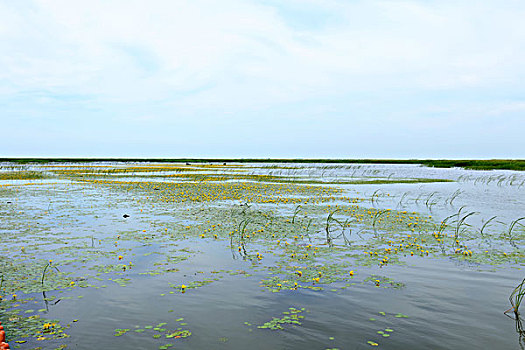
[[0, 162, 524, 349]]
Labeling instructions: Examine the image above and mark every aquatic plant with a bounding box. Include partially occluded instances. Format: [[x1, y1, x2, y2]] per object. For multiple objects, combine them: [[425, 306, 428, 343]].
[[445, 190, 462, 206], [453, 210, 477, 244], [436, 212, 457, 237], [505, 278, 525, 320], [257, 307, 306, 330], [1, 160, 524, 348], [397, 192, 409, 208], [372, 210, 388, 236], [504, 218, 525, 247], [324, 209, 343, 247], [291, 205, 302, 224], [478, 216, 498, 238], [371, 190, 383, 206], [41, 260, 59, 287]]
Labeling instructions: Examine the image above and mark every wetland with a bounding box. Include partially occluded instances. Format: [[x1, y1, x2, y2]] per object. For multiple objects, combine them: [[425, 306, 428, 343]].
[[0, 161, 524, 349]]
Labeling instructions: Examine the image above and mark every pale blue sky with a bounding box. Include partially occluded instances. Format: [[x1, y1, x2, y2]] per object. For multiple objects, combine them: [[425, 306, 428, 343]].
[[1, 0, 524, 158]]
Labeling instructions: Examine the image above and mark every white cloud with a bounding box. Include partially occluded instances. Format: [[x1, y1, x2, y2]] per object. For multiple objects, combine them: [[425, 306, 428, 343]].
[[2, 0, 525, 108], [1, 0, 524, 157]]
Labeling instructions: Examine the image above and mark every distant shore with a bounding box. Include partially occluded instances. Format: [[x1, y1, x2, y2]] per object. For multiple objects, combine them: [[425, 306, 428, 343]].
[[1, 158, 524, 171]]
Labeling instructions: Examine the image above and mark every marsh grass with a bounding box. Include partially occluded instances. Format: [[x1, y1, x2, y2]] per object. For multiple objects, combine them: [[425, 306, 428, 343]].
[[324, 210, 339, 247], [505, 278, 525, 321], [292, 205, 302, 224], [372, 210, 388, 235], [371, 190, 383, 206], [41, 261, 59, 287], [453, 211, 478, 244], [445, 190, 462, 206], [478, 216, 498, 238], [504, 218, 525, 247]]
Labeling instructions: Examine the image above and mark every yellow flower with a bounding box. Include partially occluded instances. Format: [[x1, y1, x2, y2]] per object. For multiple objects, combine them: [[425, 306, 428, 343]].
[[118, 255, 123, 260], [296, 270, 302, 277], [70, 281, 75, 286], [349, 270, 354, 276]]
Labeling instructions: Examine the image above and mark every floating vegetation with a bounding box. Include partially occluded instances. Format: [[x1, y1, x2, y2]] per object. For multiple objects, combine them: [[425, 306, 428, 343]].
[[364, 311, 408, 347], [116, 319, 191, 343], [0, 307, 70, 343], [257, 307, 306, 330], [170, 278, 219, 292], [364, 275, 405, 289]]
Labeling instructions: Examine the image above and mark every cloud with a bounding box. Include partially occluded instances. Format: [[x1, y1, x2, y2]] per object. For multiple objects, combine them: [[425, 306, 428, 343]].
[[2, 1, 524, 99], [1, 0, 524, 157]]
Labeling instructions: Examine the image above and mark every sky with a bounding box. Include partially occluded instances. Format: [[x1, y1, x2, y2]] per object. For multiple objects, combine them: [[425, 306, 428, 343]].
[[1, 0, 525, 159]]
